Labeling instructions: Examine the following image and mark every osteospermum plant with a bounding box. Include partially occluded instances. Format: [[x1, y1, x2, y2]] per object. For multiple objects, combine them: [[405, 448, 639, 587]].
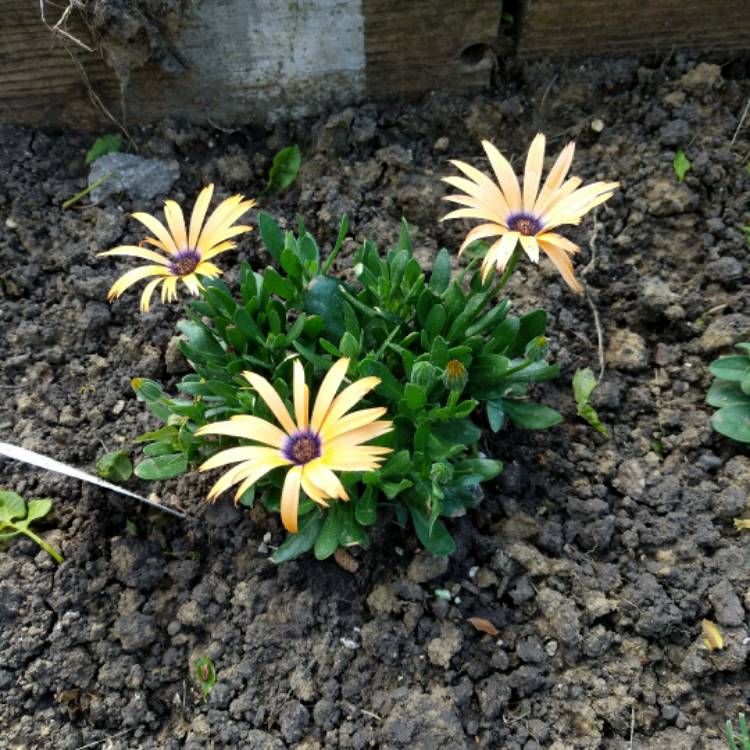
[[99, 137, 615, 562]]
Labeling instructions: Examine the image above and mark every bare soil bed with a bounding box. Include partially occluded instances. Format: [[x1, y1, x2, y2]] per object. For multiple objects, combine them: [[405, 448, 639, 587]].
[[1, 53, 750, 749]]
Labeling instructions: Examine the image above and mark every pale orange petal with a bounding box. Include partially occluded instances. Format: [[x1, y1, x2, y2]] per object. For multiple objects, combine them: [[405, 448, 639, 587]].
[[98, 246, 171, 265], [199, 445, 285, 471], [318, 376, 381, 432], [107, 265, 171, 300], [538, 239, 583, 292], [280, 465, 303, 533], [533, 141, 575, 215], [459, 223, 507, 254], [523, 133, 546, 212], [131, 212, 178, 253], [163, 200, 188, 250], [196, 414, 288, 448], [293, 359, 308, 429], [140, 277, 164, 313], [188, 184, 215, 249], [310, 358, 350, 432], [482, 140, 522, 212], [243, 371, 297, 434]]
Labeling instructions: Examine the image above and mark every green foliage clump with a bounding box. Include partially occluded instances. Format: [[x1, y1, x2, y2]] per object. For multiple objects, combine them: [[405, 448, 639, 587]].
[[96, 450, 133, 482], [194, 656, 217, 700], [0, 489, 62, 563], [726, 713, 750, 750], [129, 211, 562, 561], [707, 344, 750, 443]]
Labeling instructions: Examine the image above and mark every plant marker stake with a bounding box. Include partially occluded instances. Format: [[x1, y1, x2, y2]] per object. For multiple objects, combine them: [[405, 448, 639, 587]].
[[0, 442, 186, 518]]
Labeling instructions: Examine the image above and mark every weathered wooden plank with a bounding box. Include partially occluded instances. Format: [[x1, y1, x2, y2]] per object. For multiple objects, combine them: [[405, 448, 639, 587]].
[[363, 0, 499, 96], [519, 0, 750, 56], [0, 0, 499, 129]]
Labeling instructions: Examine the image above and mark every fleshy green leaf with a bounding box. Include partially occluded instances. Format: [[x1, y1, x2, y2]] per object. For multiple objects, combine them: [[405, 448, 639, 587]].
[[25, 498, 52, 523], [134, 453, 188, 480], [501, 399, 562, 430], [96, 450, 133, 483], [432, 419, 481, 445], [271, 512, 323, 563], [707, 380, 749, 408], [85, 133, 122, 165], [409, 505, 455, 556], [0, 490, 26, 522], [264, 144, 301, 194], [712, 404, 750, 443], [430, 249, 452, 293], [302, 275, 347, 340], [709, 355, 750, 383], [314, 505, 343, 559], [258, 212, 285, 262]]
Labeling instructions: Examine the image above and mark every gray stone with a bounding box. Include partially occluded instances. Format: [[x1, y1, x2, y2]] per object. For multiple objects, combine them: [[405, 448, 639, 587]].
[[89, 153, 180, 202], [407, 551, 448, 583], [427, 622, 463, 668], [165, 335, 190, 374], [708, 580, 745, 627], [112, 612, 157, 651], [536, 588, 581, 646], [679, 63, 723, 92], [705, 257, 743, 284], [216, 154, 253, 185], [645, 177, 697, 216], [606, 329, 648, 372], [279, 700, 310, 744], [695, 314, 750, 353]]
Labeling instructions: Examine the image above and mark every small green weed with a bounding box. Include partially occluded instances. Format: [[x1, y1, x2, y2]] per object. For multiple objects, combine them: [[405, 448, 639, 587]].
[[573, 368, 608, 436], [0, 489, 63, 564], [707, 343, 750, 442], [673, 150, 691, 182], [262, 144, 301, 196], [194, 656, 217, 700], [726, 713, 749, 750], [86, 133, 123, 165]]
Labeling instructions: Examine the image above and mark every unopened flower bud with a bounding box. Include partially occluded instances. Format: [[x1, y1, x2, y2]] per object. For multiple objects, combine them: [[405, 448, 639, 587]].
[[524, 336, 548, 362], [442, 359, 468, 391], [411, 361, 436, 390]]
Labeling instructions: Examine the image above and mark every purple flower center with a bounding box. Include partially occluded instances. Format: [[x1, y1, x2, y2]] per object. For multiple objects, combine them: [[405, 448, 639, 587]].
[[507, 213, 541, 237], [283, 430, 322, 465], [170, 249, 201, 277]]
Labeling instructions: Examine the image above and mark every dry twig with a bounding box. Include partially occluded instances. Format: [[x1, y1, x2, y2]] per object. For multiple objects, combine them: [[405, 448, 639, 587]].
[[580, 209, 606, 381]]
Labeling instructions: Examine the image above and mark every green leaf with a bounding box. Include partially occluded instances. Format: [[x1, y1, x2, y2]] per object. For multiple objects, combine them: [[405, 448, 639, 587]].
[[424, 305, 446, 338], [302, 275, 347, 340], [338, 504, 369, 547], [143, 441, 176, 457], [360, 359, 403, 401], [501, 399, 562, 430], [314, 505, 344, 559], [432, 419, 481, 445], [487, 399, 505, 432], [409, 505, 455, 556], [96, 450, 133, 482], [234, 308, 263, 343], [710, 355, 750, 383], [0, 490, 26, 522], [85, 133, 122, 165], [354, 485, 378, 525], [178, 320, 225, 359], [712, 404, 750, 443], [258, 212, 285, 262], [271, 512, 323, 563], [134, 453, 188, 480], [456, 458, 503, 482], [381, 478, 413, 499], [25, 498, 52, 523], [403, 383, 427, 410], [430, 248, 452, 292], [508, 309, 547, 357], [707, 380, 749, 408], [264, 144, 301, 194], [264, 267, 297, 300], [339, 331, 361, 359], [673, 150, 691, 182], [572, 368, 608, 436]]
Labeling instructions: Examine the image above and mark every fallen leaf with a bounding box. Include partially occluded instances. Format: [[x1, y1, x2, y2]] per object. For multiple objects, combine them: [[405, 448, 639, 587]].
[[467, 617, 500, 636], [702, 619, 724, 651]]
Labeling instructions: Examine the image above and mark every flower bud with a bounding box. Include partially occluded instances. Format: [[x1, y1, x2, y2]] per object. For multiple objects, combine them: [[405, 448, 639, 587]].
[[524, 336, 548, 362], [442, 359, 468, 391], [411, 361, 436, 390]]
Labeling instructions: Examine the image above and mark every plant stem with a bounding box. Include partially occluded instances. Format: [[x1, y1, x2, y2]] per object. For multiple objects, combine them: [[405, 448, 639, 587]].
[[321, 215, 349, 275], [493, 245, 522, 295], [22, 527, 63, 564], [62, 173, 111, 209]]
